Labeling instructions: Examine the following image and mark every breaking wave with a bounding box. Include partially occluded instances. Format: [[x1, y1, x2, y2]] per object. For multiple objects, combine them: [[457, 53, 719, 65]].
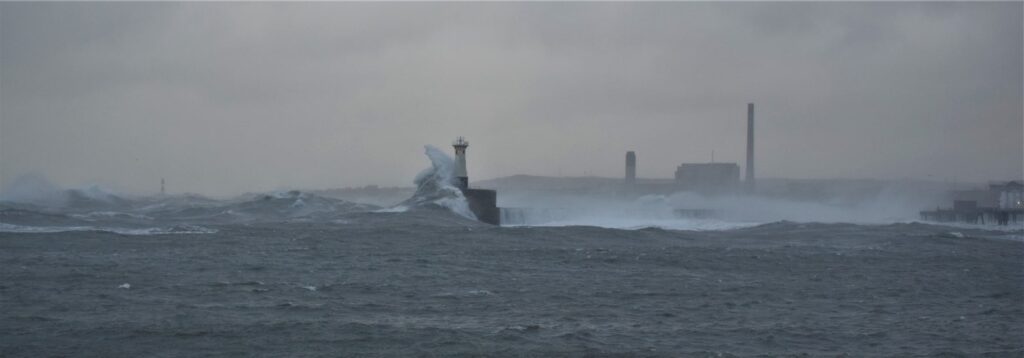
[[393, 145, 476, 220], [208, 191, 377, 222], [0, 174, 131, 209]]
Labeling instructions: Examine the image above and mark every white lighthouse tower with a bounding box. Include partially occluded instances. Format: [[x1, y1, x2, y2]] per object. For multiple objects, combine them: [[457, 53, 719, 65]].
[[453, 136, 469, 189]]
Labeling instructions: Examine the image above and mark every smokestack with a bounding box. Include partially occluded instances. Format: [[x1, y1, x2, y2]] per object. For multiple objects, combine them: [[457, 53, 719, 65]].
[[745, 103, 755, 192], [453, 137, 469, 189], [625, 151, 636, 185]]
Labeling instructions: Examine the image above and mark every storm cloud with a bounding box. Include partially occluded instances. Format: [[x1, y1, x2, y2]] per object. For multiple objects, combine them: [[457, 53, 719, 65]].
[[1, 2, 1021, 196]]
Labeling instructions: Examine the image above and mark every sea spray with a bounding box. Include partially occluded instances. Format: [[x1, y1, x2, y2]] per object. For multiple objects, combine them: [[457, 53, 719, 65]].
[[0, 174, 67, 207], [395, 146, 476, 220]]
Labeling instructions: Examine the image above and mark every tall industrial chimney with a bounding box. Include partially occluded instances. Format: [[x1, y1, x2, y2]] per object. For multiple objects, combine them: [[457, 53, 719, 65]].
[[453, 137, 469, 189], [625, 151, 636, 185], [745, 103, 755, 192]]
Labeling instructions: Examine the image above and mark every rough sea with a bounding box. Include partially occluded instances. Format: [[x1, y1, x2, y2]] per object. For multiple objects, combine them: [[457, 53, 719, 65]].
[[2, 152, 1022, 356]]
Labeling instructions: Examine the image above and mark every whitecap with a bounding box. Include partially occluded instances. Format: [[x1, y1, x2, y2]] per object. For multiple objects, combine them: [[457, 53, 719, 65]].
[[375, 206, 409, 213]]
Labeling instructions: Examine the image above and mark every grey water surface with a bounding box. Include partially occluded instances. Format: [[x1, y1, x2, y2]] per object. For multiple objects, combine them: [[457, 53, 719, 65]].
[[1, 191, 1021, 357]]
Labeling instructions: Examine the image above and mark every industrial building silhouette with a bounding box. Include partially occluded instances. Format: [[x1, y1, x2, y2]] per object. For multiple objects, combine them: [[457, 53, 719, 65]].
[[624, 103, 756, 194]]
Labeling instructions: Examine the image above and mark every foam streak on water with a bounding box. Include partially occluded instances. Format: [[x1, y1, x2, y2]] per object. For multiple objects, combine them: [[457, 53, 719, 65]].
[[0, 222, 217, 235]]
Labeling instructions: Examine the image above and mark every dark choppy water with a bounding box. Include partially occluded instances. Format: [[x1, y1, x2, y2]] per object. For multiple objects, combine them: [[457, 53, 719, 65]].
[[1, 191, 1022, 357]]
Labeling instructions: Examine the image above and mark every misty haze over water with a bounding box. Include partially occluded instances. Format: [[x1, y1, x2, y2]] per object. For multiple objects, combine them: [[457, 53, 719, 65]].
[[1, 2, 1021, 194], [1, 2, 1022, 357]]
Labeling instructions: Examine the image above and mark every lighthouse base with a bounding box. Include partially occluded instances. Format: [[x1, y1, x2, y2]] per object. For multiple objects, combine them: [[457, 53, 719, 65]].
[[463, 188, 500, 225]]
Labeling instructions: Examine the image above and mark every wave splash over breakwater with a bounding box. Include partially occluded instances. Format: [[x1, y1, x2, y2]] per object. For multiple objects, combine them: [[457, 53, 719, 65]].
[[0, 146, 485, 235], [389, 145, 476, 220]]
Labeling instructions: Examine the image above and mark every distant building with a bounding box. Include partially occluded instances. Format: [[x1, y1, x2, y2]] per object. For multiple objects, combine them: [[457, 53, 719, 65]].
[[951, 181, 1024, 209], [991, 181, 1023, 209], [922, 180, 1023, 225], [625, 151, 636, 185], [746, 102, 755, 193], [674, 163, 740, 192]]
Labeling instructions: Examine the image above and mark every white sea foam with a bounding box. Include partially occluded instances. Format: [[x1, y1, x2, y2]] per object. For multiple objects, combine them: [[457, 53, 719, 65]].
[[498, 192, 759, 230], [904, 219, 1024, 233], [0, 222, 217, 235], [76, 185, 120, 202], [496, 186, 958, 231], [518, 218, 761, 231], [375, 206, 409, 213], [70, 211, 154, 221]]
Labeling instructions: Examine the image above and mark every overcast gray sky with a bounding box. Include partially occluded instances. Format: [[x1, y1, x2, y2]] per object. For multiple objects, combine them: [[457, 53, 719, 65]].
[[1, 2, 1021, 196]]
